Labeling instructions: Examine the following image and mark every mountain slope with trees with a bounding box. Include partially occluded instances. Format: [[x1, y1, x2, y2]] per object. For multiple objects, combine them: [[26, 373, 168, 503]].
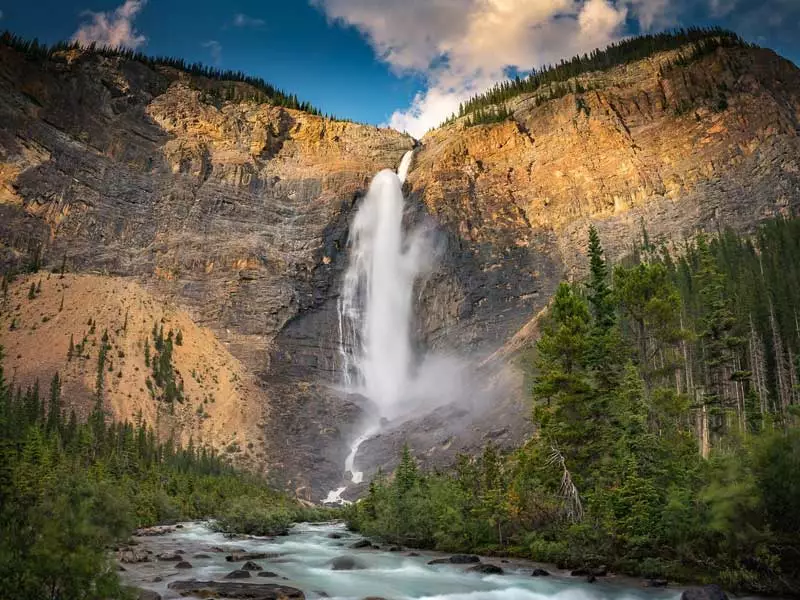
[[0, 348, 329, 600], [346, 218, 800, 595], [446, 27, 750, 126]]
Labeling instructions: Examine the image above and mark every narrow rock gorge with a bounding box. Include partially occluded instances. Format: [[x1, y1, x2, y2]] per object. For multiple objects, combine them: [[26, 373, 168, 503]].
[[1, 40, 798, 498]]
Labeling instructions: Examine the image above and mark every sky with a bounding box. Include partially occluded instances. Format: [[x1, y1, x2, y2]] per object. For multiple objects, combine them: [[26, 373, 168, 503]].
[[1, 0, 799, 137]]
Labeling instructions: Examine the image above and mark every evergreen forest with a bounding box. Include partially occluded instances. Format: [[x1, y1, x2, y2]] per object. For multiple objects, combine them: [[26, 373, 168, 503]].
[[447, 27, 749, 127], [0, 31, 325, 116], [0, 360, 329, 600], [346, 217, 800, 595]]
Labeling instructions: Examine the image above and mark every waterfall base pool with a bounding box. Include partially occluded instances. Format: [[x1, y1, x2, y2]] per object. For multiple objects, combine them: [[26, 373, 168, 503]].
[[120, 521, 682, 600]]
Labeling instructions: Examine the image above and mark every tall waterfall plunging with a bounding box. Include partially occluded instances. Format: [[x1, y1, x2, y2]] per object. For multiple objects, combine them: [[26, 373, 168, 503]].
[[337, 150, 428, 422], [327, 150, 469, 503], [327, 151, 426, 502]]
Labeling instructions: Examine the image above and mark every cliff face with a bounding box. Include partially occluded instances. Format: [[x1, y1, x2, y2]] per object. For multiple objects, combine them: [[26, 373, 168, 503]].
[[351, 45, 800, 488], [1, 42, 799, 498]]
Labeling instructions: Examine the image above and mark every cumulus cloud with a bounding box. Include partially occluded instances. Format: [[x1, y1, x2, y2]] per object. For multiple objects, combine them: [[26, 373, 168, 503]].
[[72, 0, 147, 49], [315, 0, 800, 137], [233, 13, 266, 28], [314, 0, 637, 137]]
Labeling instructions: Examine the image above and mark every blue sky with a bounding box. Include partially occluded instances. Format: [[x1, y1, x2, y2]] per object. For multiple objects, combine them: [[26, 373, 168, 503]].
[[1, 0, 798, 136]]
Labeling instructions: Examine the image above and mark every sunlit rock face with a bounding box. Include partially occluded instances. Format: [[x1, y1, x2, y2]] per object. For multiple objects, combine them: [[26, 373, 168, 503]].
[[1, 42, 799, 499]]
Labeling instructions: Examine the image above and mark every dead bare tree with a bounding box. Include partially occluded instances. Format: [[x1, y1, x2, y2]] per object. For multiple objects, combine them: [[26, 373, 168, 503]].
[[547, 443, 583, 523]]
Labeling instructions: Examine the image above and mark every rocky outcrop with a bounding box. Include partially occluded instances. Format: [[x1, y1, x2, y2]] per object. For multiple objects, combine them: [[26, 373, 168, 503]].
[[1, 42, 799, 498]]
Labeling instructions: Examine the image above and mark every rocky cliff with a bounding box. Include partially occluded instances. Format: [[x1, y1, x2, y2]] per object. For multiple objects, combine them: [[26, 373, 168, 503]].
[[0, 41, 798, 499]]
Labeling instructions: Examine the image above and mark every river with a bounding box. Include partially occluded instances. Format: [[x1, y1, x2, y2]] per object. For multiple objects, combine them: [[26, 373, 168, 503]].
[[121, 521, 682, 600]]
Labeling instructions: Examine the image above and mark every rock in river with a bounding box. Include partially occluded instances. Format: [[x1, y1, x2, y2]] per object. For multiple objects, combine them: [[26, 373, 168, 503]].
[[224, 570, 251, 579], [467, 564, 504, 575], [226, 552, 275, 562], [428, 554, 481, 565], [329, 555, 366, 570], [168, 580, 305, 599]]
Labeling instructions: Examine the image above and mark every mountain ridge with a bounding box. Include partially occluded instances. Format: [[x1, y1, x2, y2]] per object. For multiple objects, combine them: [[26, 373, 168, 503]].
[[0, 33, 798, 497]]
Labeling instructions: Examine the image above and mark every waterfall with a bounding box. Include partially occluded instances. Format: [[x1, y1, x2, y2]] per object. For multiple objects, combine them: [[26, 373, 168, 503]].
[[326, 151, 422, 503], [337, 150, 424, 421], [325, 149, 469, 504], [397, 149, 414, 183]]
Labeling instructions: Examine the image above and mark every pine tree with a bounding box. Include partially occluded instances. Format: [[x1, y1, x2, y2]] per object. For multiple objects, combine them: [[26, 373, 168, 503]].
[[46, 372, 61, 433], [587, 226, 614, 332], [395, 444, 418, 495]]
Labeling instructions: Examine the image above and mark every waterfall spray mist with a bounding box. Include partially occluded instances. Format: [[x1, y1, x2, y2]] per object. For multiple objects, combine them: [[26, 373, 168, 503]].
[[338, 151, 431, 421], [326, 150, 470, 502]]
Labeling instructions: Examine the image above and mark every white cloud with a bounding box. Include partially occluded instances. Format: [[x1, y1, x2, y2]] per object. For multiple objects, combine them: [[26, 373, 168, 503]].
[[313, 0, 639, 137], [72, 0, 147, 49], [627, 0, 677, 31], [233, 13, 266, 28], [203, 40, 222, 65]]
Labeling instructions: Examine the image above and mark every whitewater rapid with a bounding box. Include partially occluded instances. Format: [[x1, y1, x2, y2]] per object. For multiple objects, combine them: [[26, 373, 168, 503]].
[[121, 521, 683, 600]]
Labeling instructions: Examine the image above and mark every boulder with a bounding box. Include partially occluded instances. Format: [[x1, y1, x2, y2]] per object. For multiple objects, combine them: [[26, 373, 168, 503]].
[[193, 553, 211, 559], [135, 526, 174, 536], [329, 555, 366, 570], [646, 579, 669, 588], [449, 555, 481, 564], [571, 568, 591, 577], [467, 564, 504, 575], [224, 570, 251, 579], [258, 571, 279, 578], [587, 575, 597, 584], [157, 553, 182, 562], [175, 561, 193, 569], [242, 561, 263, 571], [327, 532, 344, 539], [429, 554, 481, 565], [407, 552, 420, 557], [349, 539, 372, 549], [168, 580, 305, 599], [531, 568, 550, 576], [119, 548, 151, 563], [226, 552, 276, 562], [388, 546, 403, 552], [133, 590, 161, 600], [681, 585, 729, 600]]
